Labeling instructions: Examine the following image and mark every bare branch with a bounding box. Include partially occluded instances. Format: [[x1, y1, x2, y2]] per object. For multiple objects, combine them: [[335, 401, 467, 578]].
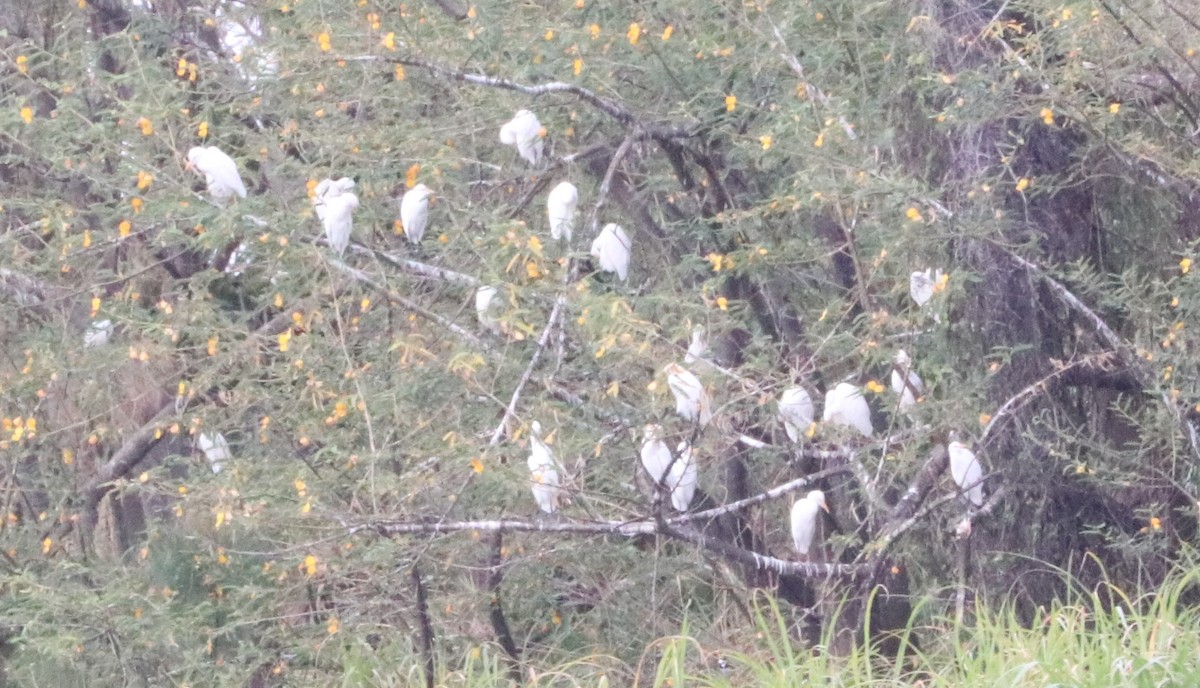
[[352, 244, 482, 288], [488, 295, 566, 445]]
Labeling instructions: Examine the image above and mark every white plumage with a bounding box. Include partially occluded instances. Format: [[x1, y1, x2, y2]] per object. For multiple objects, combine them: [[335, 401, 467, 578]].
[[638, 426, 699, 512], [186, 146, 246, 200], [528, 421, 562, 514], [475, 285, 501, 335], [590, 223, 631, 281], [890, 349, 925, 410], [664, 362, 712, 427], [546, 181, 578, 242], [822, 382, 873, 438], [499, 109, 544, 166], [196, 431, 231, 474], [84, 319, 113, 348], [400, 184, 433, 245], [321, 192, 359, 256], [670, 441, 699, 512], [313, 177, 356, 221], [948, 440, 984, 507], [790, 490, 828, 556], [778, 387, 815, 443], [684, 327, 707, 365]]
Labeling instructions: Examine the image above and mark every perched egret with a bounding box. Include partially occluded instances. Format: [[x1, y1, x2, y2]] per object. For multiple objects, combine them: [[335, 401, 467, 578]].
[[639, 426, 698, 511], [684, 327, 708, 366], [313, 177, 356, 221], [400, 184, 433, 245], [948, 438, 984, 507], [910, 268, 944, 322], [499, 109, 544, 166], [822, 382, 873, 438], [196, 431, 231, 474], [790, 490, 829, 556], [475, 285, 502, 335], [186, 146, 247, 200], [664, 362, 712, 427], [528, 421, 562, 514], [670, 440, 699, 512], [84, 319, 114, 348], [778, 387, 815, 443], [890, 350, 925, 411], [590, 223, 631, 281], [321, 192, 359, 256], [546, 181, 578, 242]]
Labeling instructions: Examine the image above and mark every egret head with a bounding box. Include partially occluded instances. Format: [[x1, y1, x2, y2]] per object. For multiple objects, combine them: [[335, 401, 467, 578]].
[[808, 489, 829, 512], [531, 420, 543, 437], [894, 349, 911, 366], [184, 146, 204, 171], [642, 424, 663, 442]]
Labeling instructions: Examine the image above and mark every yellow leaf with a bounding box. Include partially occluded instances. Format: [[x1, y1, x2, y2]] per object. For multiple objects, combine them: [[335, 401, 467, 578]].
[[725, 95, 737, 112], [406, 163, 420, 189], [1039, 107, 1054, 125], [979, 413, 992, 426], [278, 331, 291, 352], [588, 24, 600, 39], [131, 197, 143, 213], [1180, 257, 1192, 275], [90, 296, 101, 316], [1109, 102, 1120, 114], [327, 617, 341, 635], [137, 171, 154, 190], [215, 510, 226, 528], [606, 381, 619, 397], [62, 448, 74, 465], [813, 131, 824, 147], [138, 471, 149, 483], [1150, 516, 1162, 531], [865, 380, 885, 394], [526, 261, 541, 279], [382, 32, 396, 50], [82, 230, 92, 248], [42, 537, 52, 554], [627, 22, 641, 45], [759, 135, 773, 150], [394, 64, 405, 80], [16, 55, 27, 74], [317, 32, 331, 52], [544, 29, 554, 41], [198, 121, 208, 139], [716, 296, 729, 311], [905, 207, 922, 222], [20, 107, 33, 124], [573, 58, 583, 76]]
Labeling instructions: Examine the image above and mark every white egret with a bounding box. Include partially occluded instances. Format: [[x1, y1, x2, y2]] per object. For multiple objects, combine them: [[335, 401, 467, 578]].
[[639, 426, 699, 511], [400, 183, 433, 245], [790, 490, 829, 556], [84, 319, 113, 348], [778, 386, 815, 443], [670, 440, 699, 512], [196, 431, 231, 474], [546, 181, 578, 242], [684, 327, 708, 365], [475, 285, 502, 335], [321, 192, 359, 256], [590, 223, 631, 281], [948, 438, 984, 507], [528, 421, 562, 514], [186, 146, 247, 200], [313, 177, 356, 221], [664, 362, 712, 427], [499, 109, 544, 166], [822, 382, 873, 438], [890, 350, 924, 411]]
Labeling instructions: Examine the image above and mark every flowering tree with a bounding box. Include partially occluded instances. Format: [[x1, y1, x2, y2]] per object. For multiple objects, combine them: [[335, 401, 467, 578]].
[[3, 0, 1200, 683]]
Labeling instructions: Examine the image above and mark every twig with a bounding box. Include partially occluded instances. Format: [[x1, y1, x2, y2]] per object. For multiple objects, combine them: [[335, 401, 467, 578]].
[[488, 296, 566, 445], [352, 244, 481, 287]]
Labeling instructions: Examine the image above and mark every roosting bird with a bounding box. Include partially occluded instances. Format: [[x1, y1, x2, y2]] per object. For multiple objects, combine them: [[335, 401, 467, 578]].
[[528, 421, 562, 514], [400, 183, 434, 245], [186, 146, 246, 201], [890, 349, 924, 411], [313, 177, 356, 221], [948, 436, 984, 507], [475, 285, 502, 335], [664, 362, 712, 427], [196, 431, 232, 474], [791, 490, 829, 557], [320, 191, 359, 256], [547, 181, 578, 242], [590, 223, 631, 281], [778, 386, 815, 443], [499, 109, 544, 166], [639, 425, 699, 512], [822, 382, 873, 438]]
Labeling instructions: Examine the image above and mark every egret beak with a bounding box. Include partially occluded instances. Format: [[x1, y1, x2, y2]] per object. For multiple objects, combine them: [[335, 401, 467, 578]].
[[184, 160, 195, 173], [819, 500, 830, 513]]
